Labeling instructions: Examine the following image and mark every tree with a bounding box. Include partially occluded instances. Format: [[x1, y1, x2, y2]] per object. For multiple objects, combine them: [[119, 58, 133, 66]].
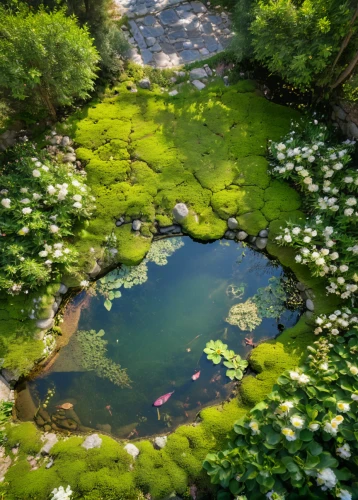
[[0, 7, 99, 119], [233, 0, 358, 92]]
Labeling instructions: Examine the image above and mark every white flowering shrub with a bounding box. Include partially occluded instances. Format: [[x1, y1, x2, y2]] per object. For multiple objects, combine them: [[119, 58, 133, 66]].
[[204, 330, 358, 499], [0, 143, 94, 293], [51, 485, 72, 500], [270, 120, 357, 303]]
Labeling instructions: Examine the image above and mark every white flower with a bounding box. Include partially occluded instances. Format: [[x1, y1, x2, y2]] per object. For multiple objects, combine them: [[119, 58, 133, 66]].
[[73, 194, 82, 202], [316, 468, 337, 490], [276, 143, 286, 151], [18, 227, 30, 235], [47, 185, 56, 195], [308, 184, 319, 192], [307, 155, 315, 162], [64, 248, 70, 254], [39, 251, 48, 257], [20, 198, 30, 204], [282, 427, 296, 441], [291, 227, 301, 235], [266, 491, 285, 500], [32, 169, 41, 177], [331, 329, 339, 335], [283, 234, 292, 243], [53, 250, 63, 258], [319, 362, 328, 370], [344, 177, 353, 183], [54, 243, 63, 249], [44, 260, 52, 266], [50, 224, 59, 233], [35, 161, 42, 168], [295, 255, 302, 263], [289, 371, 300, 380], [80, 280, 90, 287], [303, 236, 311, 243], [344, 208, 354, 216], [1, 198, 11, 208], [337, 489, 352, 500], [315, 258, 325, 266], [73, 202, 82, 209], [351, 393, 358, 401], [337, 402, 350, 413], [72, 180, 80, 187], [346, 197, 357, 206], [248, 420, 260, 435], [277, 153, 285, 160], [22, 207, 32, 215], [277, 401, 294, 416], [350, 366, 358, 375], [33, 193, 41, 200], [51, 485, 73, 500], [20, 187, 28, 193], [42, 165, 49, 171], [340, 265, 349, 272], [290, 415, 304, 429], [336, 443, 351, 460], [309, 423, 319, 431], [330, 252, 339, 260]]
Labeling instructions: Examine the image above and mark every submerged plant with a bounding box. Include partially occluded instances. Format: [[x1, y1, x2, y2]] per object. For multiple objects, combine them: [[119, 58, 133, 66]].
[[226, 283, 246, 300], [76, 329, 131, 388], [223, 350, 248, 381], [252, 276, 287, 319], [226, 299, 262, 331], [97, 238, 184, 310], [204, 340, 228, 364]]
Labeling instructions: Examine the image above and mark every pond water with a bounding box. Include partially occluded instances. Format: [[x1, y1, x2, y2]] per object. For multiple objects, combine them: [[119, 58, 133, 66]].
[[25, 237, 300, 438]]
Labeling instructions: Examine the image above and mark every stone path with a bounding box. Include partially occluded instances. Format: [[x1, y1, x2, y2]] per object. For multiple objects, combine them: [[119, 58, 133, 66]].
[[117, 0, 233, 67]]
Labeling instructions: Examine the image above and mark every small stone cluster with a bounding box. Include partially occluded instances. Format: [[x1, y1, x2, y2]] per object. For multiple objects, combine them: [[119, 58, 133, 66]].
[[224, 216, 269, 250], [123, 1, 233, 67], [331, 101, 358, 139], [44, 131, 83, 171]]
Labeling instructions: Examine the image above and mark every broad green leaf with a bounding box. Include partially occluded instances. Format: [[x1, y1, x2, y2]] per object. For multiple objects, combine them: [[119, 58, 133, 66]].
[[104, 299, 112, 311]]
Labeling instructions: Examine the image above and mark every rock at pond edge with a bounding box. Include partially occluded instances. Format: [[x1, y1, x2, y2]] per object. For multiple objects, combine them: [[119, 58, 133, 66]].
[[227, 217, 238, 230], [82, 434, 102, 450], [173, 203, 189, 222], [124, 443, 140, 459]]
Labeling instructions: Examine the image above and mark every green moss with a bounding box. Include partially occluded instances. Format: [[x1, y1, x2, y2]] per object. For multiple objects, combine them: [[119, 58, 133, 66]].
[[182, 207, 227, 240], [237, 210, 268, 235], [211, 186, 264, 219], [114, 224, 152, 265], [262, 180, 301, 221], [233, 156, 271, 189], [6, 422, 42, 455], [5, 460, 60, 500]]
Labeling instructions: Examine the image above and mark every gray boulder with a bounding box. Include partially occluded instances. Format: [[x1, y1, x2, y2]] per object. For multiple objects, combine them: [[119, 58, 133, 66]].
[[189, 67, 207, 80], [154, 436, 167, 449], [82, 434, 102, 450], [296, 282, 305, 292], [236, 231, 248, 241], [173, 203, 189, 222], [89, 262, 101, 278], [225, 230, 236, 240], [116, 217, 124, 227], [36, 317, 54, 330], [259, 229, 268, 238], [124, 443, 140, 459], [59, 283, 68, 295], [41, 433, 58, 455], [306, 299, 314, 311], [61, 136, 71, 147], [192, 80, 206, 90], [139, 78, 151, 90], [0, 376, 11, 402], [132, 219, 142, 231], [227, 217, 238, 230], [62, 153, 76, 163], [255, 237, 268, 250]]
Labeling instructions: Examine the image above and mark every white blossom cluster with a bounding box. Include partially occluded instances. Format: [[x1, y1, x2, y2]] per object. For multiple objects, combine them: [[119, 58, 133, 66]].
[[270, 121, 357, 303], [51, 485, 72, 500], [314, 308, 358, 336]]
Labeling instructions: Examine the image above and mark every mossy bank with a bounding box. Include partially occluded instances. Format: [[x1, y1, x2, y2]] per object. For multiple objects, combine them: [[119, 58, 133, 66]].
[[1, 77, 339, 499]]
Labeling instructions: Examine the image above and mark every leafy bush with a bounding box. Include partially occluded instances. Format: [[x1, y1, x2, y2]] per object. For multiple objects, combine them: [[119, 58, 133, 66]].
[[0, 143, 95, 293]]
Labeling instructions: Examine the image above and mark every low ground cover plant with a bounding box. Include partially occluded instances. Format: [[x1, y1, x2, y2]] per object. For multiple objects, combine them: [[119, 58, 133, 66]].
[[0, 143, 95, 294]]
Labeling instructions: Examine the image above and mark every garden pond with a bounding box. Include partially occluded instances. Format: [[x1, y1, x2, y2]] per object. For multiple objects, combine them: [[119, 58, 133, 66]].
[[20, 237, 301, 438]]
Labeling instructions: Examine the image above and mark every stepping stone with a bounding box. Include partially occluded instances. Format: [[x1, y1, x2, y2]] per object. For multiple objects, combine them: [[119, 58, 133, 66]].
[[177, 10, 196, 20], [208, 14, 222, 25], [149, 43, 162, 52], [202, 34, 219, 52], [159, 8, 180, 25], [199, 47, 209, 55], [176, 3, 193, 14], [183, 41, 193, 49], [142, 25, 165, 37], [192, 79, 206, 90], [191, 1, 207, 13], [190, 67, 207, 80], [143, 15, 156, 25], [201, 22, 213, 34], [161, 41, 177, 53], [190, 37, 204, 49], [141, 49, 153, 64], [168, 89, 179, 96], [168, 29, 187, 41], [180, 49, 200, 62], [184, 18, 200, 30]]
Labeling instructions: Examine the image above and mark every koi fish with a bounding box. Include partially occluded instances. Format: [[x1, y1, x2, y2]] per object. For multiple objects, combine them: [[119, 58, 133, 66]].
[[153, 391, 174, 407], [105, 405, 112, 416], [191, 371, 201, 381]]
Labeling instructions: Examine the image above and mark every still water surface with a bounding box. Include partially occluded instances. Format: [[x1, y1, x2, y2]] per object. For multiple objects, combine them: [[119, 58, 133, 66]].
[[28, 238, 299, 438]]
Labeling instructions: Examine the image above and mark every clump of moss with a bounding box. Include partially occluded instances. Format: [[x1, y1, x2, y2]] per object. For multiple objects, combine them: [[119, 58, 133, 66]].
[[6, 422, 42, 455]]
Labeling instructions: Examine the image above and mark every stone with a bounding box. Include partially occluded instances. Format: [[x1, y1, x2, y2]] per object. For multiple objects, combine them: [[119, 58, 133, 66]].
[[62, 153, 76, 163], [189, 67, 207, 80], [46, 459, 54, 469], [173, 203, 189, 222], [168, 90, 179, 96], [259, 229, 268, 238], [204, 64, 213, 76], [41, 433, 58, 455], [159, 8, 179, 25], [159, 225, 180, 234], [183, 41, 193, 49], [255, 237, 268, 250], [2, 368, 20, 384], [124, 443, 140, 459], [154, 435, 167, 449], [223, 75, 229, 86], [332, 104, 347, 121], [191, 1, 207, 13], [225, 230, 236, 240], [140, 49, 153, 64], [306, 299, 314, 312], [180, 49, 200, 62], [296, 282, 306, 292], [61, 136, 71, 147], [199, 47, 210, 55], [132, 219, 142, 231], [116, 217, 124, 226], [192, 79, 206, 90], [227, 217, 238, 230], [59, 283, 68, 295], [0, 375, 11, 402], [153, 51, 171, 66], [36, 317, 54, 330], [149, 43, 162, 52], [82, 434, 102, 450], [146, 36, 156, 47], [348, 121, 358, 139], [143, 15, 156, 25], [89, 261, 101, 278], [139, 78, 151, 89], [237, 231, 248, 241]]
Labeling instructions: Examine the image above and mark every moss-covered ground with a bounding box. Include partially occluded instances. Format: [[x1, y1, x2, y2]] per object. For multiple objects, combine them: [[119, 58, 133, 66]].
[[2, 77, 338, 499]]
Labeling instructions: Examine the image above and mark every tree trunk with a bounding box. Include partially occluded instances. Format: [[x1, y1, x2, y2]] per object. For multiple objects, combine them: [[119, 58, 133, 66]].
[[331, 49, 358, 89], [84, 0, 90, 14], [38, 86, 57, 120], [330, 4, 358, 73]]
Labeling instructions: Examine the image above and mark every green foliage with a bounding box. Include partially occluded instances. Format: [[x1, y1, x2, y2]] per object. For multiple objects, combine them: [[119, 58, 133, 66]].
[[253, 276, 287, 319], [76, 329, 131, 387], [226, 299, 262, 331], [0, 6, 99, 118], [204, 341, 248, 381], [342, 72, 358, 102], [0, 143, 94, 293]]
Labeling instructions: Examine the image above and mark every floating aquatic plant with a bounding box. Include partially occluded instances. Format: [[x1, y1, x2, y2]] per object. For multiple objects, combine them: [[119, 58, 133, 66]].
[[226, 299, 262, 331], [226, 283, 245, 300], [252, 276, 287, 319], [76, 329, 131, 388], [204, 342, 248, 381], [97, 238, 184, 310], [204, 340, 228, 364]]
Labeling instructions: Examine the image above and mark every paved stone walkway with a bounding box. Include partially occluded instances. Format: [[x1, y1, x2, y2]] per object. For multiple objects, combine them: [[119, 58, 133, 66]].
[[117, 0, 233, 67]]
